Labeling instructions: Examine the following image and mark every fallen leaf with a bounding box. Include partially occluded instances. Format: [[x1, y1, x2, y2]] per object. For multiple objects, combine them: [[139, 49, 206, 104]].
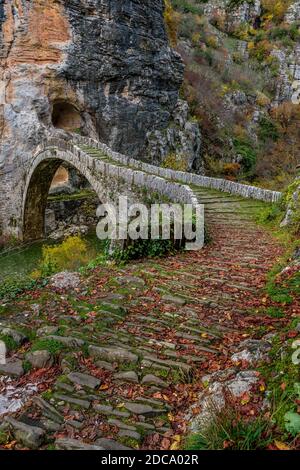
[[99, 384, 109, 390], [4, 441, 17, 449], [274, 440, 290, 451]]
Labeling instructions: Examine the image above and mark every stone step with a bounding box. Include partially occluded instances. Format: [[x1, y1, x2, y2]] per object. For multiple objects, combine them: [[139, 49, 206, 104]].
[[142, 354, 193, 373], [202, 278, 258, 293]]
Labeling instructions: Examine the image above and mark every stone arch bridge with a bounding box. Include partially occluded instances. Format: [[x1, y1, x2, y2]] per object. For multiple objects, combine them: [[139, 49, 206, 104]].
[[0, 132, 282, 243]]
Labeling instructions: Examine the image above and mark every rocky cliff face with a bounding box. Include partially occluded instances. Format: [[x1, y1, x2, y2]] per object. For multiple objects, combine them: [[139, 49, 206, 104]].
[[0, 0, 203, 236]]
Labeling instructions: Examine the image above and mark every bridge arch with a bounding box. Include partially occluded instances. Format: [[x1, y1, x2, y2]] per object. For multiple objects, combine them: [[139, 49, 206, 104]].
[[22, 145, 110, 241]]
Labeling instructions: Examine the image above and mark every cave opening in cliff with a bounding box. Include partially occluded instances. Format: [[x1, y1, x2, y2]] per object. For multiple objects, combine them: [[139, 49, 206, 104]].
[[23, 159, 99, 242], [52, 101, 82, 132]]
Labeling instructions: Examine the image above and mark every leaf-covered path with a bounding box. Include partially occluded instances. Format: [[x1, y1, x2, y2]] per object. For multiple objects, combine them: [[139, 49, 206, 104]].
[[0, 188, 286, 450]]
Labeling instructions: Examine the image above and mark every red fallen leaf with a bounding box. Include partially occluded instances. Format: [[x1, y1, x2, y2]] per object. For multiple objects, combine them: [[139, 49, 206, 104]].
[[280, 382, 287, 391], [267, 443, 278, 451], [161, 438, 171, 450], [150, 433, 161, 445], [223, 440, 233, 449], [287, 330, 298, 338], [192, 407, 201, 415]]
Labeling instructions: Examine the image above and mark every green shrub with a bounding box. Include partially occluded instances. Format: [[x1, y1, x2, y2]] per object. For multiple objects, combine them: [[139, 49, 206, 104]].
[[0, 334, 18, 351], [265, 306, 284, 318], [0, 277, 38, 301], [258, 116, 279, 142], [233, 138, 257, 172], [162, 152, 189, 171], [110, 238, 177, 264], [32, 236, 89, 278]]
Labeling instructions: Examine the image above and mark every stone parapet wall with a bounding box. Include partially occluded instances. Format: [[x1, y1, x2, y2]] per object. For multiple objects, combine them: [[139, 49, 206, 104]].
[[72, 134, 282, 204], [42, 137, 200, 209]]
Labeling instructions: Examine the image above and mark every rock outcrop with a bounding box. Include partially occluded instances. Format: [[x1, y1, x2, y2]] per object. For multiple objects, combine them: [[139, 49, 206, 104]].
[[200, 0, 300, 106], [203, 0, 262, 32], [281, 170, 300, 228]]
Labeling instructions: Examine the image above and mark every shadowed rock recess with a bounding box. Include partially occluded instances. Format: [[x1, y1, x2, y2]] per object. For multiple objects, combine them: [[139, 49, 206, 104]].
[[0, 0, 202, 237]]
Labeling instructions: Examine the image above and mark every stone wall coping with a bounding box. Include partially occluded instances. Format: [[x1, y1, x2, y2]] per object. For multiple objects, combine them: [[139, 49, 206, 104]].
[[71, 134, 282, 204], [36, 137, 202, 212]]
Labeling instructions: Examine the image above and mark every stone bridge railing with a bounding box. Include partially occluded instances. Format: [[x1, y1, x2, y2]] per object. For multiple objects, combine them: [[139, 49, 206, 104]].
[[42, 136, 200, 208], [71, 134, 282, 204]]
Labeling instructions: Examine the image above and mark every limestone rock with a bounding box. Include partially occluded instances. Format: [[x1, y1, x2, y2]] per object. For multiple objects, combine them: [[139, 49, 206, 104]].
[[32, 396, 64, 424], [36, 326, 59, 337], [119, 429, 141, 441], [89, 345, 138, 364], [55, 438, 104, 450], [47, 335, 84, 348], [114, 371, 139, 383], [0, 327, 27, 346], [188, 368, 259, 433], [281, 176, 300, 228], [0, 0, 185, 238], [5, 417, 45, 450], [231, 339, 271, 366], [203, 0, 261, 34], [95, 438, 131, 451], [50, 272, 81, 290], [95, 360, 117, 372], [26, 350, 54, 369], [141, 374, 169, 388], [285, 1, 300, 23], [124, 402, 163, 417], [54, 394, 90, 410], [0, 359, 24, 377], [146, 99, 202, 171], [67, 372, 101, 390], [162, 294, 186, 306]]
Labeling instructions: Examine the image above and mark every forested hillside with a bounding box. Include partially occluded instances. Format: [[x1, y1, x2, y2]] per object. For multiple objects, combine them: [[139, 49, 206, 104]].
[[166, 0, 300, 188]]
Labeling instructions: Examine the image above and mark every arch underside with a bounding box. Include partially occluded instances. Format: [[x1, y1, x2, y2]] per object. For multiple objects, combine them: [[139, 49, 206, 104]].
[[23, 159, 62, 241], [23, 148, 104, 241]]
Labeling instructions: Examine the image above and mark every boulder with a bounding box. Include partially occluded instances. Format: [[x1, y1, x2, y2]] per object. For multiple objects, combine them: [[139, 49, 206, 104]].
[[50, 272, 81, 290], [67, 372, 101, 390], [89, 346, 138, 364], [26, 350, 54, 369], [0, 359, 24, 377], [5, 417, 45, 450], [55, 438, 104, 450]]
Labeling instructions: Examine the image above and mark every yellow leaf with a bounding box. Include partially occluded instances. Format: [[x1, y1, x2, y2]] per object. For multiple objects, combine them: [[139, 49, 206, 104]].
[[4, 440, 16, 449], [99, 384, 109, 391], [168, 412, 175, 422], [241, 398, 250, 405], [274, 440, 290, 451], [116, 403, 125, 408], [170, 436, 181, 450], [170, 441, 181, 450], [259, 385, 265, 392]]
